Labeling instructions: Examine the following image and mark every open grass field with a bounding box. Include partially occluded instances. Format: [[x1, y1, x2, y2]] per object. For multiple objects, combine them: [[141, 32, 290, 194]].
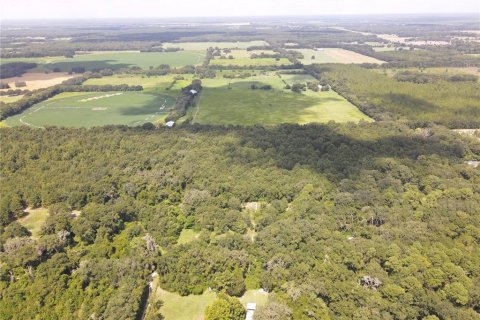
[[239, 289, 269, 308], [156, 286, 217, 320], [0, 95, 24, 103], [177, 229, 201, 245], [1, 51, 204, 72], [17, 208, 49, 239], [83, 74, 194, 92], [210, 57, 292, 67], [292, 48, 385, 64], [162, 41, 268, 51], [0, 72, 75, 92], [192, 73, 372, 125], [4, 91, 175, 128]]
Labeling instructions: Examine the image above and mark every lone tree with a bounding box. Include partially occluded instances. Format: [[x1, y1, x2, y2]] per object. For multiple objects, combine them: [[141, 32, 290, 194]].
[[204, 294, 245, 320]]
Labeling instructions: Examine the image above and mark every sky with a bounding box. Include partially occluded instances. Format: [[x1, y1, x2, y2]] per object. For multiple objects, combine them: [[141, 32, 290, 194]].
[[1, 0, 479, 20]]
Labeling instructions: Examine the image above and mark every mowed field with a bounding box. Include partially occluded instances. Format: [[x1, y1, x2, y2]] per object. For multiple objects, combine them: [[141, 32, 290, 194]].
[[292, 48, 385, 64], [4, 91, 175, 128], [1, 51, 205, 72], [162, 41, 269, 51], [191, 72, 372, 125]]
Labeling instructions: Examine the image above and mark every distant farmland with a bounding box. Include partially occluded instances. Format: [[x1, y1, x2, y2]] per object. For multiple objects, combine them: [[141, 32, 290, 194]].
[[292, 48, 385, 64]]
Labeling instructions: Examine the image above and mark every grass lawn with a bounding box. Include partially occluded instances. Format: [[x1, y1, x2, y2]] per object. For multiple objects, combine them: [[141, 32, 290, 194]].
[[291, 48, 385, 64], [162, 41, 268, 51], [17, 208, 49, 239], [239, 289, 269, 308], [156, 286, 217, 320], [279, 73, 318, 84], [5, 91, 175, 128], [177, 229, 201, 245], [192, 74, 372, 125]]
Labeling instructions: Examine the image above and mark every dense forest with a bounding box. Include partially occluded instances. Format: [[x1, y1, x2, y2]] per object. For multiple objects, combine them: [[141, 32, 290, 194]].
[[1, 123, 480, 319]]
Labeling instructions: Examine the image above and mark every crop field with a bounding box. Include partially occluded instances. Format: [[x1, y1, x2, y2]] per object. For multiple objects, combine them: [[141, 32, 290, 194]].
[[4, 91, 175, 128], [192, 73, 372, 125], [1, 51, 204, 72], [0, 72, 75, 92], [162, 41, 269, 51], [292, 48, 385, 64], [210, 57, 292, 67], [83, 74, 194, 92]]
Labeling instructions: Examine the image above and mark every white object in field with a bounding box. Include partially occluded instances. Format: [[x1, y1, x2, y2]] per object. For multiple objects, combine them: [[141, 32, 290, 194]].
[[190, 89, 198, 95], [165, 121, 175, 127], [246, 303, 256, 320]]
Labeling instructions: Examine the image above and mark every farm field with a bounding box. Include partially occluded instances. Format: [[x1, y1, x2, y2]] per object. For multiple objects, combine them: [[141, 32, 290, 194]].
[[162, 41, 269, 51], [210, 57, 292, 67], [4, 91, 175, 128], [292, 48, 385, 64], [83, 74, 194, 92], [0, 95, 24, 103], [1, 51, 204, 72], [0, 72, 75, 92], [192, 73, 372, 125], [17, 208, 49, 239]]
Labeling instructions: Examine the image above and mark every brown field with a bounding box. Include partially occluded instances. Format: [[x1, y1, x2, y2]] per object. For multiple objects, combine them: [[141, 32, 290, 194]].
[[0, 72, 75, 92]]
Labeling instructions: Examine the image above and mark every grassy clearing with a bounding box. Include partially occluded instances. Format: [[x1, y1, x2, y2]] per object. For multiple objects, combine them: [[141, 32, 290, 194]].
[[5, 91, 174, 128], [156, 286, 217, 320], [17, 208, 49, 239], [84, 74, 194, 93], [162, 41, 268, 51], [210, 57, 292, 67], [0, 95, 24, 104], [292, 48, 385, 64], [278, 73, 318, 84], [192, 74, 372, 125], [177, 229, 201, 245], [239, 289, 269, 308]]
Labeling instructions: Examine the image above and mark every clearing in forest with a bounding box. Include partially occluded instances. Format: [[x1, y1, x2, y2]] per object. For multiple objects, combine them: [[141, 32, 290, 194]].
[[17, 208, 49, 239]]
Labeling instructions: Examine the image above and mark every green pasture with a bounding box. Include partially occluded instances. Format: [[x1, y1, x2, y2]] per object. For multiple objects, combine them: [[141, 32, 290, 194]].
[[83, 74, 194, 93], [162, 41, 269, 51], [210, 57, 292, 67], [291, 48, 385, 64], [192, 74, 372, 125], [4, 91, 175, 128], [1, 51, 204, 71]]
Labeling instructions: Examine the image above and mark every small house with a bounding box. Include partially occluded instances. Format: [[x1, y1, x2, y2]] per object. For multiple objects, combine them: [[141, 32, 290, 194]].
[[189, 89, 198, 95], [165, 121, 175, 128]]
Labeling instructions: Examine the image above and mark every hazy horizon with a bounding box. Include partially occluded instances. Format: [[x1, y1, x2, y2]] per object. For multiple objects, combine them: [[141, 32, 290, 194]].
[[1, 0, 479, 20]]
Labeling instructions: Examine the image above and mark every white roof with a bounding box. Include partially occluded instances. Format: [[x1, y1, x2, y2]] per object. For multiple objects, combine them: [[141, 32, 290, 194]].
[[246, 303, 256, 310], [190, 89, 198, 94], [165, 121, 175, 127]]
